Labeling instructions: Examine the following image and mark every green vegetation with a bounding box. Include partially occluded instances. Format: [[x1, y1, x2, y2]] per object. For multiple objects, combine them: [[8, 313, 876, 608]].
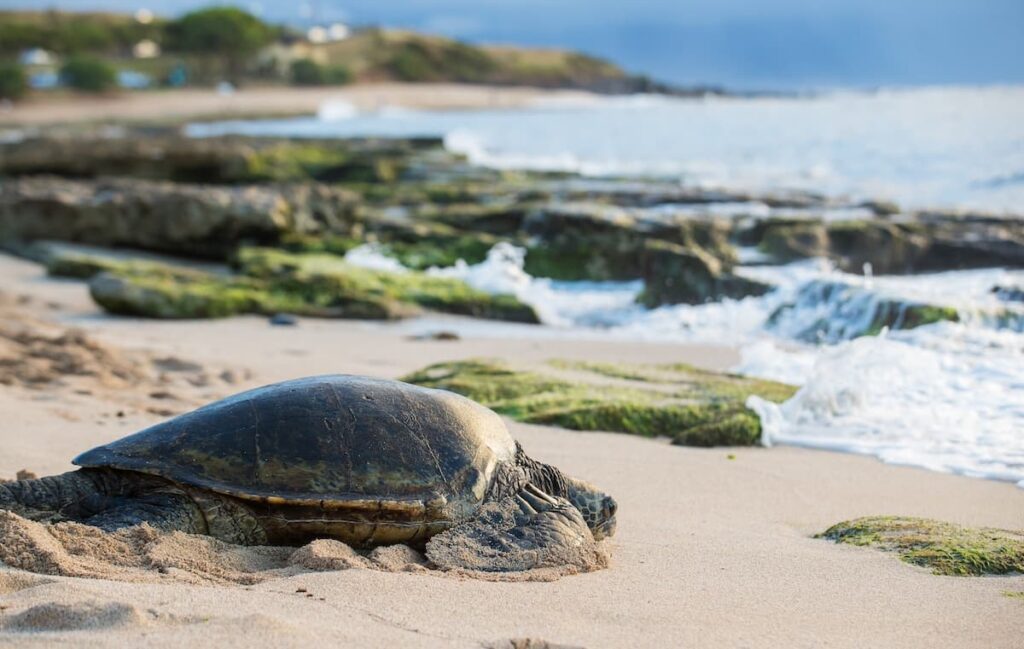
[[863, 303, 960, 336], [241, 142, 403, 183], [0, 62, 27, 100], [387, 38, 497, 83], [59, 55, 117, 92], [0, 9, 655, 92], [402, 358, 795, 446], [289, 58, 352, 86], [164, 7, 274, 82], [818, 516, 1024, 576], [54, 248, 537, 323], [0, 11, 164, 56]]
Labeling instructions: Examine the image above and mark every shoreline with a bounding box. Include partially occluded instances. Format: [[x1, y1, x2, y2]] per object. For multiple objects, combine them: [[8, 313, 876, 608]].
[[0, 83, 600, 128]]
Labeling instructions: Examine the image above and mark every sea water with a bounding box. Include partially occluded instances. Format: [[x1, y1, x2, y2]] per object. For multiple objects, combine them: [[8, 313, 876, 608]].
[[187, 86, 1024, 486]]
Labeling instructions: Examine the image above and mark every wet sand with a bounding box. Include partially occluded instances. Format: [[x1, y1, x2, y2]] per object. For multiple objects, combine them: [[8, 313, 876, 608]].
[[0, 83, 598, 127], [0, 252, 1021, 648]]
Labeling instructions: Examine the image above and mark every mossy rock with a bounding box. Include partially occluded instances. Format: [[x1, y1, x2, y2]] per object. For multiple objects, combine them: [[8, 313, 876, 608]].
[[89, 271, 273, 319], [75, 248, 537, 323], [46, 251, 191, 280], [819, 516, 1024, 576], [401, 358, 795, 446], [766, 279, 960, 341], [757, 220, 829, 262], [637, 240, 769, 307], [236, 247, 538, 322], [862, 302, 960, 336]]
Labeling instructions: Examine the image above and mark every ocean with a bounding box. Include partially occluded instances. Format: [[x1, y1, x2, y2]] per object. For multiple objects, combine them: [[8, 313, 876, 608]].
[[187, 85, 1024, 487]]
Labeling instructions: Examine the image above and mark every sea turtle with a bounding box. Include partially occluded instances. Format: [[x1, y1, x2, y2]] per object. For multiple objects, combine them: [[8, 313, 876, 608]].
[[0, 375, 617, 571]]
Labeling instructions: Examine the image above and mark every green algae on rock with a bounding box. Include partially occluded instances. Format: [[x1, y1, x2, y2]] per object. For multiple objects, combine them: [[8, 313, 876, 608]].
[[82, 248, 537, 323], [818, 516, 1024, 576], [765, 279, 961, 342], [235, 247, 538, 322], [637, 240, 769, 307], [401, 358, 795, 447]]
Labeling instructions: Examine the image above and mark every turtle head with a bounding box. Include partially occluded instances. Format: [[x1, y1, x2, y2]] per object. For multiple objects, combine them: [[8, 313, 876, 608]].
[[564, 476, 617, 540], [514, 443, 617, 539]]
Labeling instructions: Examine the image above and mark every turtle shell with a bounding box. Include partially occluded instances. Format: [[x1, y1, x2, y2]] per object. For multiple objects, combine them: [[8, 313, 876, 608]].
[[73, 376, 516, 516]]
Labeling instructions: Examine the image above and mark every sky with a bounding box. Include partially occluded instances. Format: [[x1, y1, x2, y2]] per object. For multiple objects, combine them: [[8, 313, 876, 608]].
[[3, 0, 1023, 89]]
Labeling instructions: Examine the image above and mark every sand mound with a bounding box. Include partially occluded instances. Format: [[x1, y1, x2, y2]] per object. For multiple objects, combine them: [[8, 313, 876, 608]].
[[0, 310, 142, 390], [0, 571, 51, 595], [0, 601, 146, 632], [0, 290, 250, 416], [0, 510, 607, 586]]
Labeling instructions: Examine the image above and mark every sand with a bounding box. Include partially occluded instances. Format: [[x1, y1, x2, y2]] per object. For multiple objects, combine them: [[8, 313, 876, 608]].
[[0, 251, 1021, 648], [0, 83, 598, 127]]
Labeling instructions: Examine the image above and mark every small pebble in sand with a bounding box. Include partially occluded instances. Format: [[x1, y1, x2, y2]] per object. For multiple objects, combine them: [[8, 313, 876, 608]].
[[410, 330, 461, 341], [269, 313, 299, 326]]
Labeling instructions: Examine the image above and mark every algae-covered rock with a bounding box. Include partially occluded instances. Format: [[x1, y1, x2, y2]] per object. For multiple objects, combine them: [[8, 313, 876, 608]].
[[0, 135, 445, 184], [757, 220, 829, 262], [89, 272, 273, 319], [766, 280, 960, 342], [818, 516, 1024, 576], [755, 216, 1024, 274], [235, 247, 538, 322], [401, 358, 795, 446], [0, 177, 361, 259], [638, 240, 769, 307], [520, 203, 744, 300], [83, 248, 538, 323]]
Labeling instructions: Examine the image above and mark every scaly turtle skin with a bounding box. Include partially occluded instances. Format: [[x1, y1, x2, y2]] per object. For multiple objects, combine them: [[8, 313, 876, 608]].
[[0, 376, 617, 571]]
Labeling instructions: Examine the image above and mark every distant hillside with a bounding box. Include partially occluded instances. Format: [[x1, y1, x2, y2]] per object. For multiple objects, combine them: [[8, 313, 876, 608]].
[[297, 28, 669, 93], [0, 9, 710, 95]]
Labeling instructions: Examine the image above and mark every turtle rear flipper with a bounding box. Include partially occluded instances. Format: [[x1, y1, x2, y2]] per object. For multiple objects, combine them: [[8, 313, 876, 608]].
[[83, 490, 208, 535], [425, 484, 600, 572]]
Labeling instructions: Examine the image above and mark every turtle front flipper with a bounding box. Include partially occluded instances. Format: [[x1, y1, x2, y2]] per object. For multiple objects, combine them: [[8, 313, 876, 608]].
[[425, 484, 605, 573], [0, 470, 112, 521]]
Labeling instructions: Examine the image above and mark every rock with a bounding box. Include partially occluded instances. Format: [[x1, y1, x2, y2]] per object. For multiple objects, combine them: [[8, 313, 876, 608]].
[[992, 285, 1024, 303], [765, 279, 960, 343], [638, 240, 770, 307], [859, 199, 901, 216], [402, 358, 795, 447], [0, 177, 360, 260], [410, 331, 461, 341], [818, 516, 1024, 576], [84, 248, 539, 324], [0, 135, 446, 184], [521, 202, 737, 282], [268, 313, 299, 326], [754, 215, 1024, 274], [756, 219, 830, 262]]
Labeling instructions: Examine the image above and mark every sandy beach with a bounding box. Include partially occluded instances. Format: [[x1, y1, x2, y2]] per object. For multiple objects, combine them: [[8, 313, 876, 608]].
[[0, 250, 1021, 648], [0, 84, 598, 127]]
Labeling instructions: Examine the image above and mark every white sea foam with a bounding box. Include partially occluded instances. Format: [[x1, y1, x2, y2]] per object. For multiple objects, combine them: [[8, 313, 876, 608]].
[[749, 322, 1024, 484], [343, 244, 408, 273], [426, 243, 643, 327], [317, 100, 358, 121]]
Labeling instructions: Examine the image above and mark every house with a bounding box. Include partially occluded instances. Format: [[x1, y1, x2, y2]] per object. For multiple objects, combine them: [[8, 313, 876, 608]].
[[18, 48, 56, 67]]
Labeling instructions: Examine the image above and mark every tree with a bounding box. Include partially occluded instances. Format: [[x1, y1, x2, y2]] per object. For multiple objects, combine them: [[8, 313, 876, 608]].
[[0, 63, 28, 101], [165, 8, 273, 83], [60, 56, 117, 93]]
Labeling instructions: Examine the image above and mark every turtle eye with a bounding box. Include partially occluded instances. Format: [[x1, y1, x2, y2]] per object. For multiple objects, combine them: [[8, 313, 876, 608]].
[[602, 496, 617, 518]]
